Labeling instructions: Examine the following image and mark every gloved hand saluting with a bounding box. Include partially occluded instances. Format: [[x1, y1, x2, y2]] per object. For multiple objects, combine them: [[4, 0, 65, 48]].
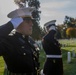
[[10, 17, 23, 29]]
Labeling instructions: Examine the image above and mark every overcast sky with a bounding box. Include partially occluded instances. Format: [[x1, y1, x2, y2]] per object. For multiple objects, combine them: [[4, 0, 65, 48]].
[[0, 0, 76, 28]]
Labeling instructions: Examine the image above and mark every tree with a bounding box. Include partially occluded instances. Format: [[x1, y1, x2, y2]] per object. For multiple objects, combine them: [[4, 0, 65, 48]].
[[56, 24, 67, 39], [14, 0, 27, 7], [64, 16, 76, 28], [28, 0, 42, 40], [66, 27, 76, 38]]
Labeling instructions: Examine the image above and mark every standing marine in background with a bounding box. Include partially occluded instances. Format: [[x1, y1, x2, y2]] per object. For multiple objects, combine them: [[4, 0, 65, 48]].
[[42, 20, 63, 75]]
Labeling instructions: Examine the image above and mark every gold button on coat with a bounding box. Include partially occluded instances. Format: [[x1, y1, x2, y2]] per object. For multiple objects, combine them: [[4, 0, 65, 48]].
[[22, 46, 25, 48], [23, 53, 26, 55]]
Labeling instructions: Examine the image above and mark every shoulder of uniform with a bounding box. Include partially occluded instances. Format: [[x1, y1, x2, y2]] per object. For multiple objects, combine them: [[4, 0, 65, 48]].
[[8, 29, 16, 36]]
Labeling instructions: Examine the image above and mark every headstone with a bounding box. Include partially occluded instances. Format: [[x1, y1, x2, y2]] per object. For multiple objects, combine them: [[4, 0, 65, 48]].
[[72, 50, 75, 58], [67, 52, 71, 63]]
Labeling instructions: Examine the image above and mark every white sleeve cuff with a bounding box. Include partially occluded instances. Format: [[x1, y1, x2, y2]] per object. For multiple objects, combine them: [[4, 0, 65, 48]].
[[49, 26, 56, 31], [10, 17, 23, 28]]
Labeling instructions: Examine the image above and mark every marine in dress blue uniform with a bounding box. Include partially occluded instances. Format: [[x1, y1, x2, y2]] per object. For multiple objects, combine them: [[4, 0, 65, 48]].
[[0, 7, 40, 75], [42, 20, 63, 75]]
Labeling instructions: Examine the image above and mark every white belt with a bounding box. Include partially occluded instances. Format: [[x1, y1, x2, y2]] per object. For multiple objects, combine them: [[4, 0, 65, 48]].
[[46, 55, 62, 58]]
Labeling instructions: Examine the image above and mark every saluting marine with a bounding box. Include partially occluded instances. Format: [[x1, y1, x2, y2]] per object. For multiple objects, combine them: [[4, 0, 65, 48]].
[[42, 20, 63, 75], [0, 6, 40, 75]]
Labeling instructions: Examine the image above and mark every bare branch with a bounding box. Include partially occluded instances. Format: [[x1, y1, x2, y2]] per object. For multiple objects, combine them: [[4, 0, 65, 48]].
[[14, 0, 27, 8]]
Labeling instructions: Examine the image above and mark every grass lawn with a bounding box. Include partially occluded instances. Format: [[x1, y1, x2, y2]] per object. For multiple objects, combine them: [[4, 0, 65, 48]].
[[1, 39, 76, 75], [0, 57, 4, 75]]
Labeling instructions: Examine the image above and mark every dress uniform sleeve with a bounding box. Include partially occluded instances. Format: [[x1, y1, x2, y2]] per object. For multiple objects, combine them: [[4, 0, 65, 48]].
[[44, 30, 56, 44], [0, 43, 4, 56], [0, 21, 14, 36], [0, 21, 14, 55], [0, 40, 6, 56]]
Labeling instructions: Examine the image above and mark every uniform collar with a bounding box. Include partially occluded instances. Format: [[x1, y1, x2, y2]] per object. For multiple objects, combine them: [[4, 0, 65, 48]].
[[15, 32, 29, 40]]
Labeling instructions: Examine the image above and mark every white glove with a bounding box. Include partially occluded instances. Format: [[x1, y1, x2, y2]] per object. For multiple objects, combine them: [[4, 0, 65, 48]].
[[10, 17, 23, 29], [40, 69, 45, 75], [49, 26, 56, 31]]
